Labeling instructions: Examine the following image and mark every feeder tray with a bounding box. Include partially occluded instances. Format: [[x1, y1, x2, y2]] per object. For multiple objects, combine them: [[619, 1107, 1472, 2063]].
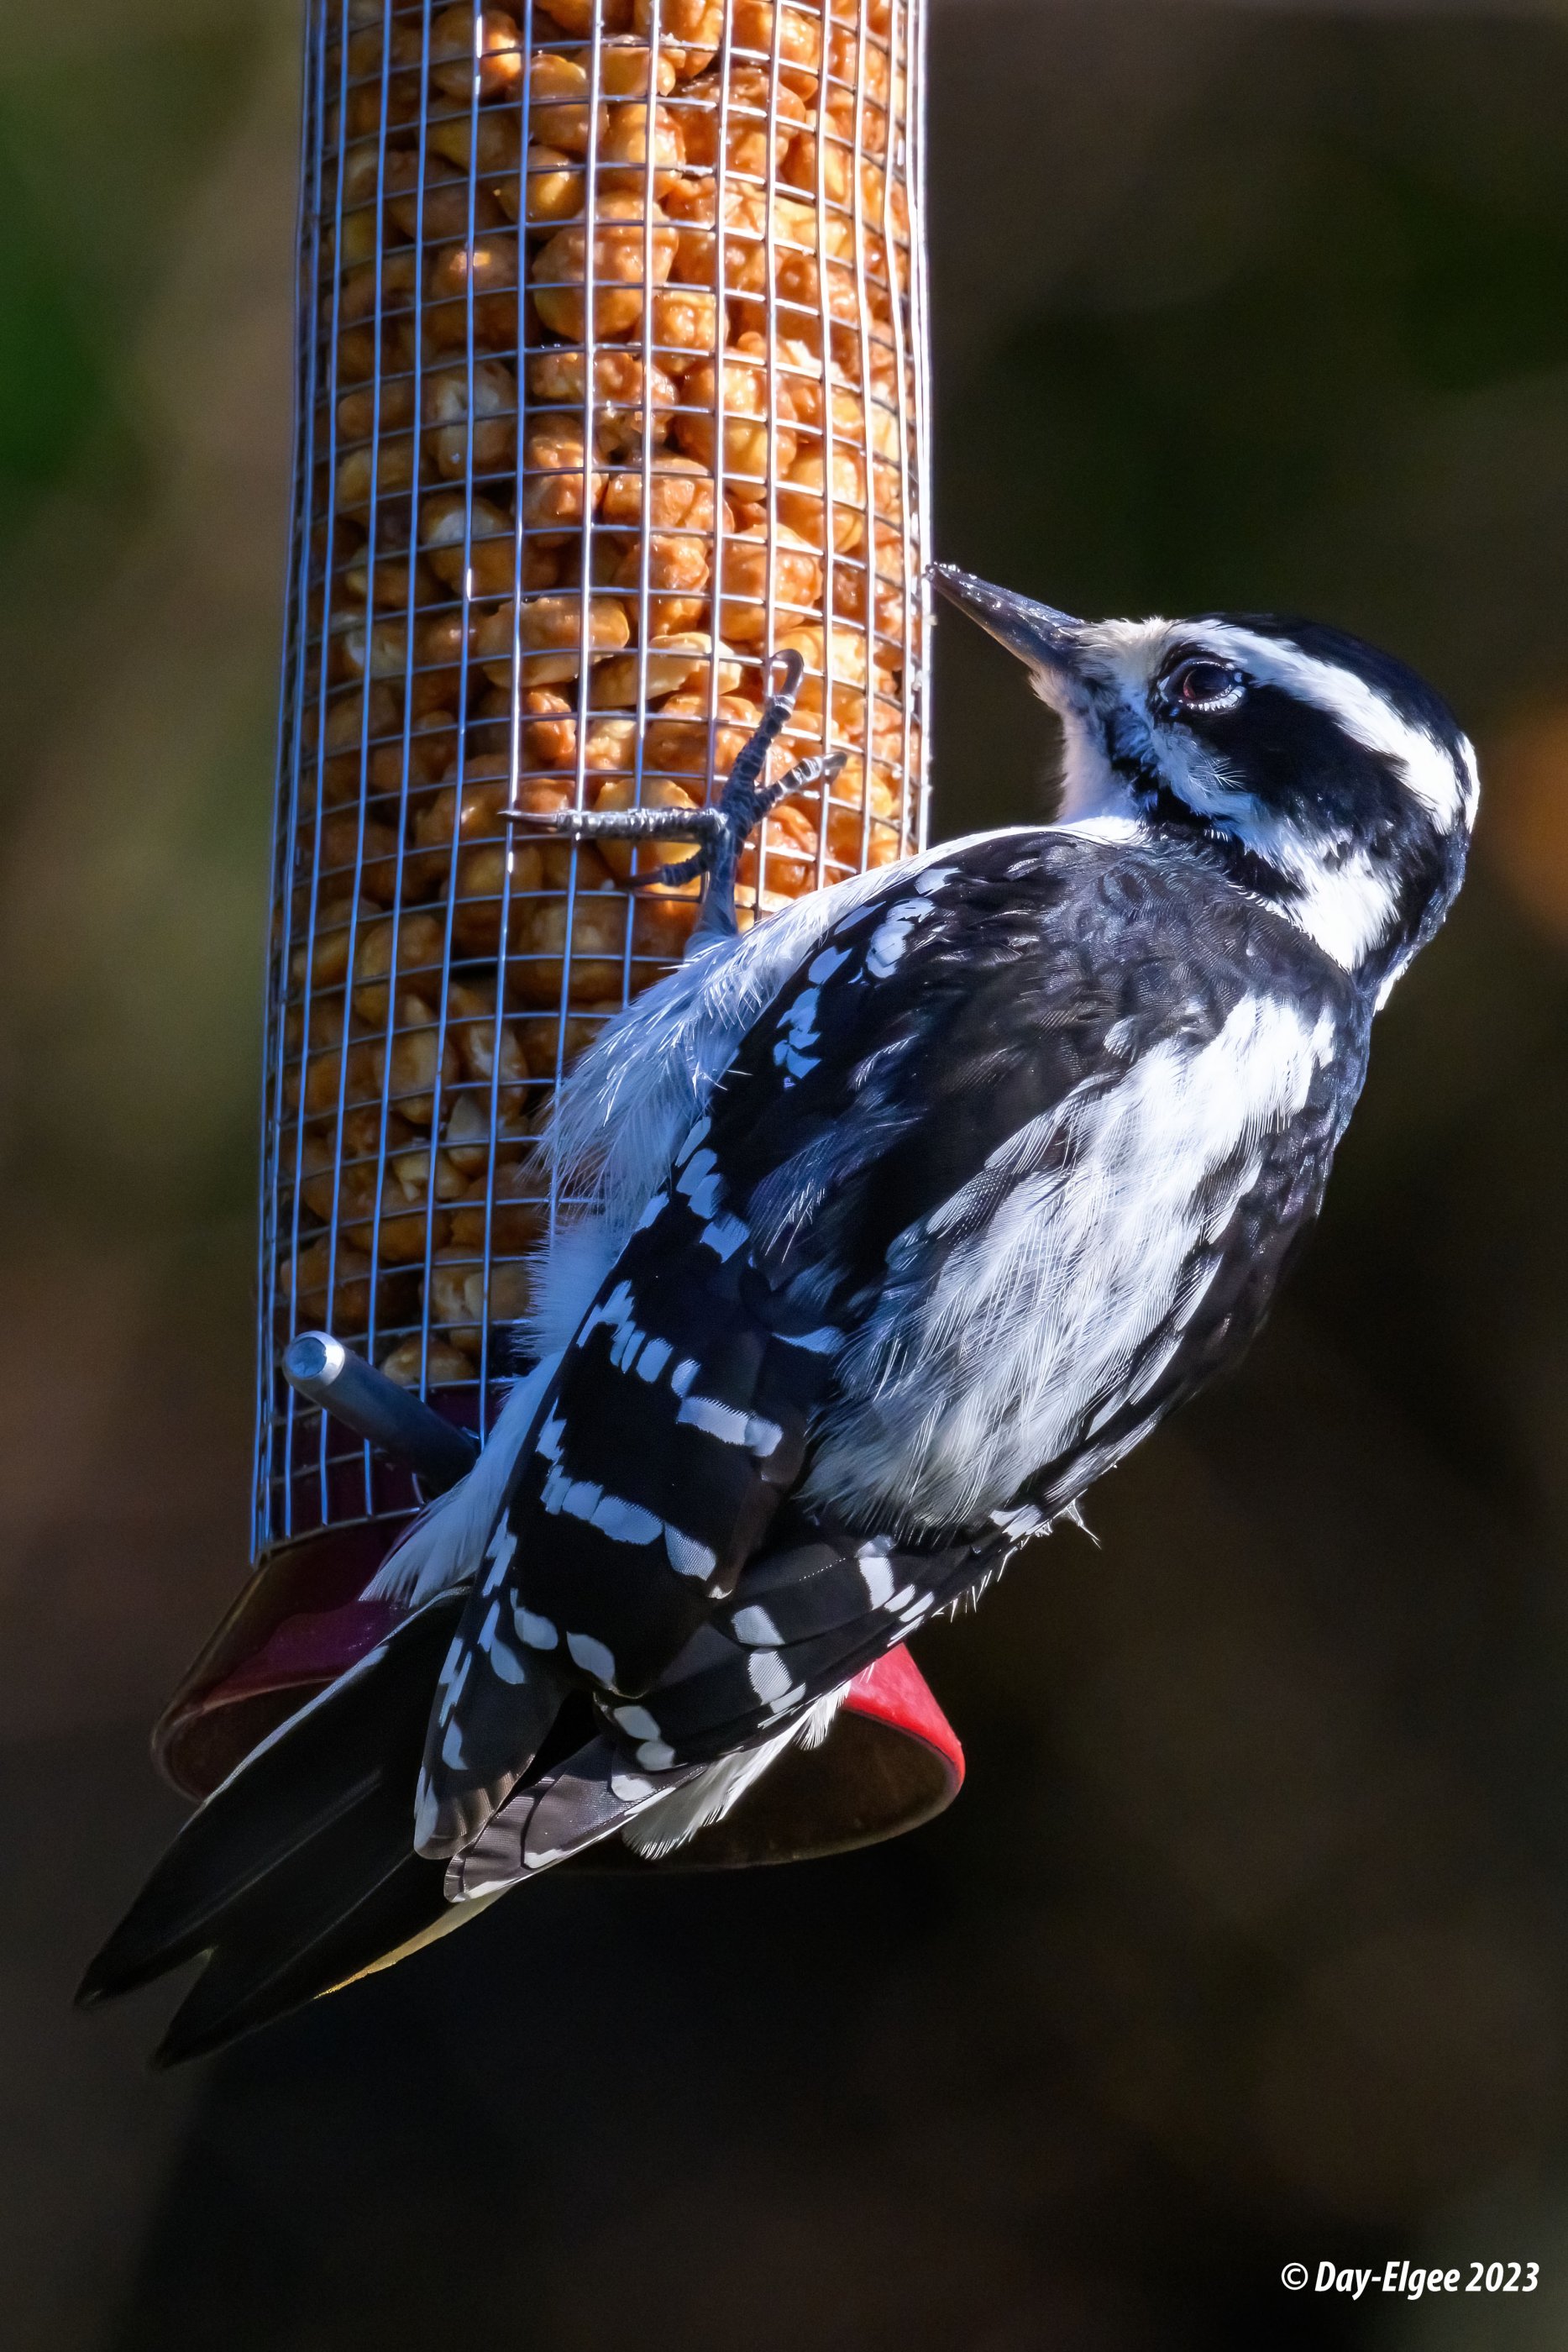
[[156, 1341, 962, 1866]]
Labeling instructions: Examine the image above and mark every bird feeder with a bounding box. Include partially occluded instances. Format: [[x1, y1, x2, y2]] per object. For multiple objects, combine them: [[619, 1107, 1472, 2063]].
[[155, 0, 963, 1866]]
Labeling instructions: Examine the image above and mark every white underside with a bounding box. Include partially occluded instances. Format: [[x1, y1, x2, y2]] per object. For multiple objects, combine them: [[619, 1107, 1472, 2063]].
[[805, 989, 1340, 1533]]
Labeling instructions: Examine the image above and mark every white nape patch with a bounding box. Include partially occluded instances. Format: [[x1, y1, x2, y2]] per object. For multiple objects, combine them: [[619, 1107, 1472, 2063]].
[[665, 1526, 717, 1581], [623, 1684, 852, 1859], [366, 1353, 559, 1609], [566, 1630, 616, 1683], [807, 990, 1339, 1533]]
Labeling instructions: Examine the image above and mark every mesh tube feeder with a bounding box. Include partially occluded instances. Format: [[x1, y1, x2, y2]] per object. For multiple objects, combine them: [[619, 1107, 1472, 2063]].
[[155, 0, 963, 1863]]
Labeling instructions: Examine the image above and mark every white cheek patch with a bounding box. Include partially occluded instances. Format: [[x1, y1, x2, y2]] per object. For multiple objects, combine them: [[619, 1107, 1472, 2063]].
[[1152, 726, 1403, 971]]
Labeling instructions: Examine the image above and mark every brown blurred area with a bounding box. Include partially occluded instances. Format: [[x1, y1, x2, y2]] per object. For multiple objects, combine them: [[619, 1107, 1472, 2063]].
[[8, 2, 1568, 2346]]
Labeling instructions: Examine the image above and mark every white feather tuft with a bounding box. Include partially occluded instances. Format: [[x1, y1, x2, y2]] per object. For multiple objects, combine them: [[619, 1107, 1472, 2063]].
[[621, 1684, 851, 1859], [364, 1355, 558, 1609]]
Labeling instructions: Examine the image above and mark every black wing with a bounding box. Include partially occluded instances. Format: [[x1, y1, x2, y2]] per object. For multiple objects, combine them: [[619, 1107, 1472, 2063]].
[[419, 832, 1363, 1840]]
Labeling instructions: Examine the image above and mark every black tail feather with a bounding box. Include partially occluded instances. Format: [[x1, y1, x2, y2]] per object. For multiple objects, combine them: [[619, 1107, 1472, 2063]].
[[78, 1593, 466, 2064]]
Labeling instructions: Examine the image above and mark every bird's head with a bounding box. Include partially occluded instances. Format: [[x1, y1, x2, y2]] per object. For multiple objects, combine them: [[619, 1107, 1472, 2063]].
[[932, 566, 1478, 999]]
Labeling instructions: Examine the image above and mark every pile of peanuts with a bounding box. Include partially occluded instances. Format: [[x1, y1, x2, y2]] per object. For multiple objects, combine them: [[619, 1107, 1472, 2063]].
[[273, 0, 925, 1404]]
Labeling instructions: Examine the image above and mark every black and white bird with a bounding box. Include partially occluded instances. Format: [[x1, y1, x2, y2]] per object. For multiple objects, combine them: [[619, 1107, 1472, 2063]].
[[81, 570, 1478, 2061]]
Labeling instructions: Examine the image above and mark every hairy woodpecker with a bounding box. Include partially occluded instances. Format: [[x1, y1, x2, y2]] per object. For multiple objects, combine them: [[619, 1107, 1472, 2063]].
[[81, 570, 1478, 2062]]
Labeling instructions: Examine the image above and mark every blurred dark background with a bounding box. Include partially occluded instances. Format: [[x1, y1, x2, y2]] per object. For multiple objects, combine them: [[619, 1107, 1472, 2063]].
[[8, 1, 1568, 2344]]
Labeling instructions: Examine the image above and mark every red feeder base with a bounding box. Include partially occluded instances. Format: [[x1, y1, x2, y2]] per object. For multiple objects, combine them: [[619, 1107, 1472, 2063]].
[[155, 1526, 964, 1870]]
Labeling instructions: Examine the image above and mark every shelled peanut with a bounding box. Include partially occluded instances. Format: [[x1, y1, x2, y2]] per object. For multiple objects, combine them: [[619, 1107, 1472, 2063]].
[[275, 0, 924, 1388]]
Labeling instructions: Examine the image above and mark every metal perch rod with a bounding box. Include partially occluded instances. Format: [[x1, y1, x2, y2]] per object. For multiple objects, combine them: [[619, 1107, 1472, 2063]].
[[283, 1332, 480, 1496]]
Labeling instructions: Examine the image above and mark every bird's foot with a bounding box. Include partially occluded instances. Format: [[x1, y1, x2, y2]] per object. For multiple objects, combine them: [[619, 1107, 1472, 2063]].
[[505, 650, 847, 942]]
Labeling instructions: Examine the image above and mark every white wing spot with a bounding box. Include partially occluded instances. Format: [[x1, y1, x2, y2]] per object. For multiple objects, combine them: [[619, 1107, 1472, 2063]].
[[613, 1704, 662, 1740], [566, 1630, 617, 1683], [867, 897, 936, 979], [633, 1188, 669, 1233], [698, 1212, 749, 1262], [858, 1553, 894, 1608], [588, 1491, 663, 1546], [747, 1650, 794, 1704], [675, 1116, 711, 1167], [732, 1604, 784, 1646], [676, 1393, 751, 1446], [665, 1526, 717, 1581]]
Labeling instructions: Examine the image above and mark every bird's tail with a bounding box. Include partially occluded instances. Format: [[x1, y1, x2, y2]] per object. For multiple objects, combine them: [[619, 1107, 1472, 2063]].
[[76, 1593, 490, 2067]]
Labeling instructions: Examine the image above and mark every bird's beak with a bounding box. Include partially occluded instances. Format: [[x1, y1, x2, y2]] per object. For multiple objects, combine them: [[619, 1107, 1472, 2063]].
[[930, 565, 1084, 678]]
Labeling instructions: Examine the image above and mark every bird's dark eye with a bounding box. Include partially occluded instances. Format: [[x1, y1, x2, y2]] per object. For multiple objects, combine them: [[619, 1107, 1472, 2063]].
[[1163, 656, 1246, 716]]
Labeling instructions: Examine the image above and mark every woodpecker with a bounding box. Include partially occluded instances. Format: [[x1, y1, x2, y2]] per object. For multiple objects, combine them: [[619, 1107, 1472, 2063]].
[[80, 570, 1478, 2062]]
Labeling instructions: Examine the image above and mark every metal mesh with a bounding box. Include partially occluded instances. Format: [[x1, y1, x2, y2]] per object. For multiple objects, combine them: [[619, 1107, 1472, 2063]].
[[255, 0, 932, 1559]]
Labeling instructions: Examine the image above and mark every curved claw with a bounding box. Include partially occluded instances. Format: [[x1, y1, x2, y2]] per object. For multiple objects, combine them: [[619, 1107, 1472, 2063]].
[[494, 650, 831, 945]]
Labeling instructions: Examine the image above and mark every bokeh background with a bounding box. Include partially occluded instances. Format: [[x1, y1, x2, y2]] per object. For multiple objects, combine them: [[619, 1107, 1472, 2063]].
[[7, 0, 1568, 2343]]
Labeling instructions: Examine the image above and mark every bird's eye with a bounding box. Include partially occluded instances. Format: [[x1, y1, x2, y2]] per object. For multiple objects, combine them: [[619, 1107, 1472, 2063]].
[[1163, 657, 1246, 715]]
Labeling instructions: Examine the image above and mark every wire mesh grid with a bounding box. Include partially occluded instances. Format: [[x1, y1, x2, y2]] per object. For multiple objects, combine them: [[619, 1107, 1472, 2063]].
[[255, 0, 932, 1558]]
